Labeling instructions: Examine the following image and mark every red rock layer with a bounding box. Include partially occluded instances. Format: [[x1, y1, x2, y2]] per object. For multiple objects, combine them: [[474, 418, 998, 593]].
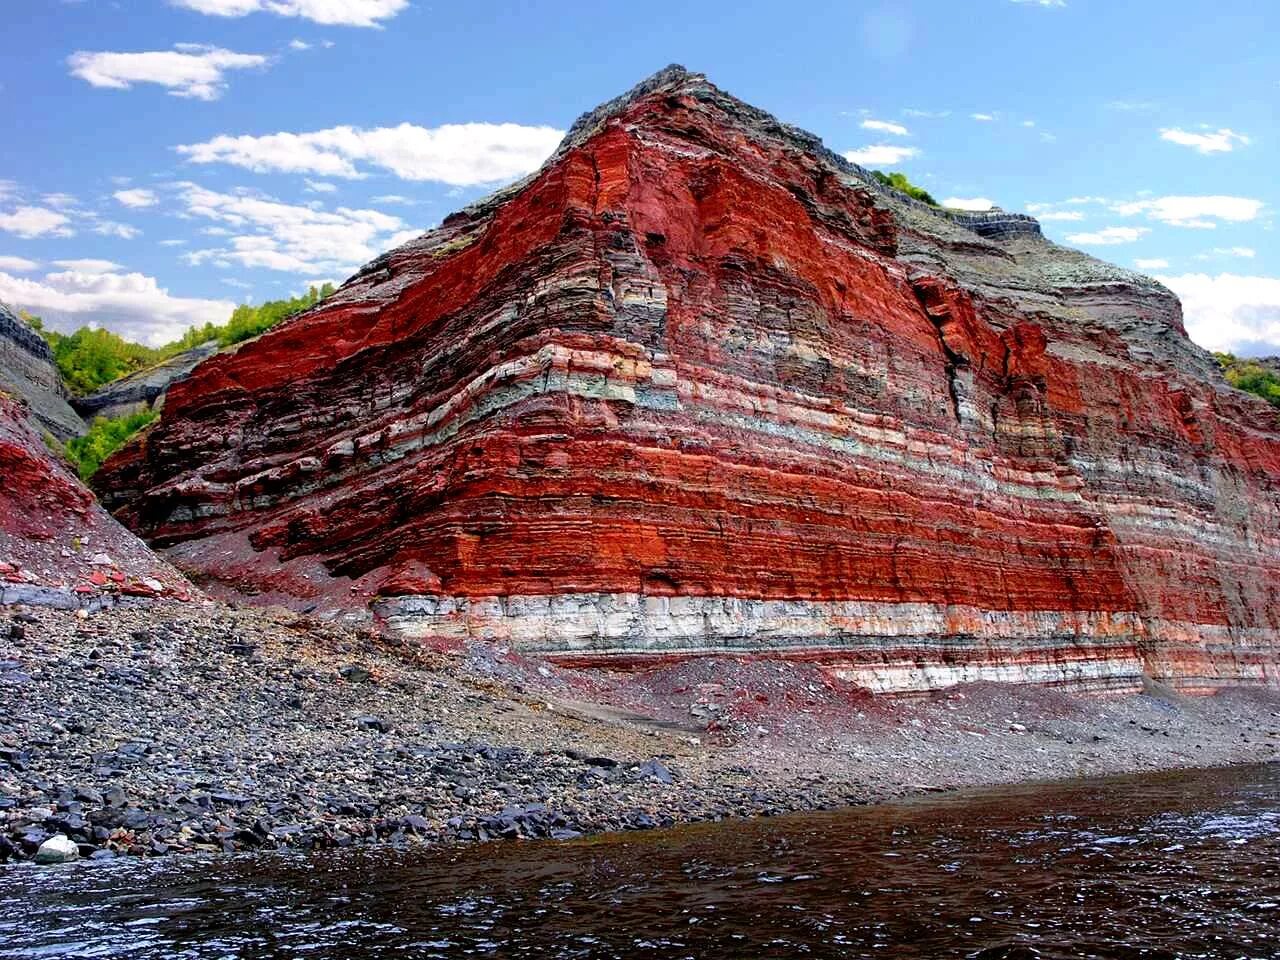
[[95, 68, 1280, 692], [0, 394, 191, 605]]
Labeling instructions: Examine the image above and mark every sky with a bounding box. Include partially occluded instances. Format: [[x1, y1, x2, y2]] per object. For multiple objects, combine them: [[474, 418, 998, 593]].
[[0, 0, 1276, 355]]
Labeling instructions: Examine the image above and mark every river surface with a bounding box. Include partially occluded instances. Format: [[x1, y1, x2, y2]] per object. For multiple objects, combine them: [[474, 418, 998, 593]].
[[2, 764, 1279, 959]]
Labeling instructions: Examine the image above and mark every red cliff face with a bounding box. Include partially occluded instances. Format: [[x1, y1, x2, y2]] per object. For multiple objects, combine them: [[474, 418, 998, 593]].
[[95, 67, 1280, 693], [0, 394, 190, 606]]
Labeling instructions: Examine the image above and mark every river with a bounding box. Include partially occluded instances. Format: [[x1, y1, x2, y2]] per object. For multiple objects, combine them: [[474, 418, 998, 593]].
[[2, 763, 1278, 959]]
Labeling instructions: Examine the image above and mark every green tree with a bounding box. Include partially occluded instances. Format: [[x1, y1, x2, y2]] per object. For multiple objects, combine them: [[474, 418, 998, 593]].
[[870, 170, 939, 207], [1215, 353, 1280, 408]]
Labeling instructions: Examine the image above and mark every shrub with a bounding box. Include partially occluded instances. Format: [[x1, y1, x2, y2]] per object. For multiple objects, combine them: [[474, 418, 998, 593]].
[[1214, 352, 1280, 408], [870, 170, 939, 207]]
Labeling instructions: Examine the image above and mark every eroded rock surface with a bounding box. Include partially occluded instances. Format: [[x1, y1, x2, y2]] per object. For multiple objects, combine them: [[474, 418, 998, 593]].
[[0, 394, 191, 606], [74, 341, 220, 422], [0, 303, 84, 442], [95, 66, 1280, 693]]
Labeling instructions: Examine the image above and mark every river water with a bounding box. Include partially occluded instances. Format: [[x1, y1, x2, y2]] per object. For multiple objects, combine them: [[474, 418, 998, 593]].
[[2, 763, 1279, 959]]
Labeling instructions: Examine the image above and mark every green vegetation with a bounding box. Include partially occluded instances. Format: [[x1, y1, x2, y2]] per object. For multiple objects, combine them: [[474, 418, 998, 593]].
[[20, 283, 335, 395], [63, 410, 158, 480], [870, 169, 939, 207], [1215, 353, 1280, 408], [167, 282, 336, 352]]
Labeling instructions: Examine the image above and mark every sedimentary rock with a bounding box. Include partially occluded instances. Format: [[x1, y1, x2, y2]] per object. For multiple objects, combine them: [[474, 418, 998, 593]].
[[0, 303, 84, 441], [74, 341, 220, 422], [95, 66, 1280, 693], [0, 393, 190, 606]]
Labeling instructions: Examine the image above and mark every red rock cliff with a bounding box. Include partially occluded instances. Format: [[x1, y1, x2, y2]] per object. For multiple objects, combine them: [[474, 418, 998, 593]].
[[95, 67, 1280, 693]]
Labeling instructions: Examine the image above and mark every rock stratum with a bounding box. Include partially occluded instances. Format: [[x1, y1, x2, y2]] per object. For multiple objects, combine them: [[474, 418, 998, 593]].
[[0, 393, 190, 606], [0, 303, 85, 442], [95, 66, 1280, 694]]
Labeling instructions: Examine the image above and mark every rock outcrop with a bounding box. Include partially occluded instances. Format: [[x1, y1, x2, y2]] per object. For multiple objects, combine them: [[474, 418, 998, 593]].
[[0, 303, 85, 442], [74, 341, 220, 422], [0, 393, 191, 607], [95, 66, 1280, 693]]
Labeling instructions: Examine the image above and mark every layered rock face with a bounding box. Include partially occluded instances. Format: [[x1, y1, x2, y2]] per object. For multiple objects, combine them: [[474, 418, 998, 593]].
[[96, 67, 1280, 693], [0, 303, 85, 441], [0, 394, 190, 606], [74, 341, 220, 422]]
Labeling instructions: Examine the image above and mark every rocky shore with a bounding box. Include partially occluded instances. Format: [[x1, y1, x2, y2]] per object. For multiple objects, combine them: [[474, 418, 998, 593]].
[[2, 599, 1279, 863]]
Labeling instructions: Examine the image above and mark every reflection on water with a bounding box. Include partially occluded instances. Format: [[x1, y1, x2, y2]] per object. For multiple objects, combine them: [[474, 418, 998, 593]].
[[2, 764, 1279, 959]]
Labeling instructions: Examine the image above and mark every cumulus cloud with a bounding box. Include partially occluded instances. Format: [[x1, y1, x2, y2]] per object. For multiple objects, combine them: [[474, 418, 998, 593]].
[[288, 39, 311, 50], [861, 119, 909, 136], [1134, 258, 1170, 270], [843, 144, 919, 165], [1160, 127, 1250, 155], [970, 113, 995, 122], [170, 0, 408, 27], [68, 45, 268, 101], [114, 188, 158, 208], [0, 255, 39, 272], [0, 266, 234, 345], [304, 179, 337, 193], [1112, 195, 1263, 228], [0, 206, 74, 239], [1065, 226, 1150, 245], [174, 182, 414, 276], [1156, 272, 1280, 355], [942, 197, 994, 211], [176, 121, 565, 186]]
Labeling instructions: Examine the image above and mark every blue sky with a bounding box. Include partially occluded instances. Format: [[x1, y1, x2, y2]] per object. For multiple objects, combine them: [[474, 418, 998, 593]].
[[0, 0, 1276, 355]]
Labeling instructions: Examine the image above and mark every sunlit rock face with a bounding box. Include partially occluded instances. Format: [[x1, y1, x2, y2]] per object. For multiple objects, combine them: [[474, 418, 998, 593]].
[[0, 303, 85, 442], [95, 67, 1280, 694]]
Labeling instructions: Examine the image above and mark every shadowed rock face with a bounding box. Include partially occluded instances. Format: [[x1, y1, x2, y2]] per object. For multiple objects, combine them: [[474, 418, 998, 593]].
[[0, 303, 85, 442], [95, 66, 1280, 694]]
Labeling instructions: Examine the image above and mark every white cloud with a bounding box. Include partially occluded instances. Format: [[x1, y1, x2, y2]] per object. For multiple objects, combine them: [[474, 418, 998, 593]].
[[1156, 272, 1280, 355], [1196, 246, 1256, 259], [0, 266, 234, 345], [304, 179, 337, 193], [53, 258, 123, 272], [902, 108, 950, 119], [170, 0, 408, 27], [159, 239, 187, 246], [1159, 127, 1250, 155], [1036, 210, 1085, 221], [943, 197, 994, 211], [93, 220, 141, 240], [843, 144, 919, 166], [1065, 226, 1150, 245], [970, 113, 995, 122], [861, 119, 909, 136], [174, 182, 412, 276], [371, 194, 413, 204], [1021, 119, 1036, 128], [176, 121, 565, 186], [289, 39, 311, 50], [68, 45, 268, 101], [0, 255, 39, 272], [41, 193, 79, 211], [0, 206, 74, 239], [1112, 195, 1263, 228], [1134, 258, 1170, 270], [114, 188, 158, 208]]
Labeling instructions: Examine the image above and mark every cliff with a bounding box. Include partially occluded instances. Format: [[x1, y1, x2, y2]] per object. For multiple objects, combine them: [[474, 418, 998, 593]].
[[0, 303, 85, 442], [0, 393, 191, 606], [73, 341, 220, 422], [94, 66, 1280, 694]]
